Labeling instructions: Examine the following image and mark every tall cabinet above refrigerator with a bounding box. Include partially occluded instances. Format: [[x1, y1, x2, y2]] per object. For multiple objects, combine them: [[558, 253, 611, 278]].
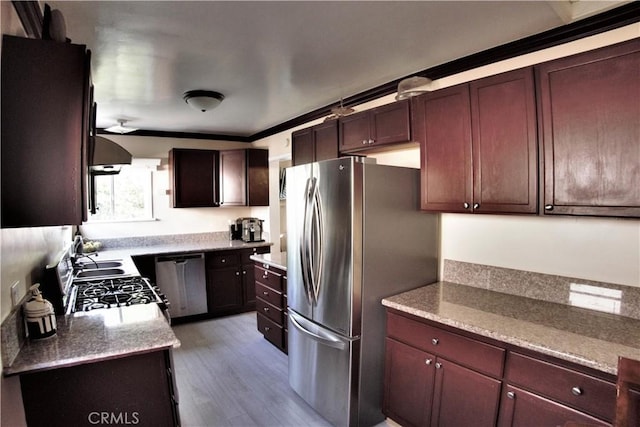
[[286, 157, 439, 427]]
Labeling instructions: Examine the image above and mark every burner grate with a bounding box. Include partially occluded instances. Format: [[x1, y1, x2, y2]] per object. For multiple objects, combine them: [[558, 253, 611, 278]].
[[71, 277, 161, 312]]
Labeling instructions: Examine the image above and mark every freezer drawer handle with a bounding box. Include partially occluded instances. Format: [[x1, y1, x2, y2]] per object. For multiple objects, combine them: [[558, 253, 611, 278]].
[[289, 311, 349, 350]]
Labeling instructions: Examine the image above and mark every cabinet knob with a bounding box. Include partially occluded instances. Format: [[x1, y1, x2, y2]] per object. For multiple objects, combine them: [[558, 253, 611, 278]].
[[571, 386, 583, 396], [473, 203, 480, 209], [463, 202, 470, 209], [236, 271, 240, 276], [362, 140, 368, 145], [544, 204, 554, 211], [431, 338, 439, 345], [243, 270, 246, 275], [435, 362, 442, 369], [263, 307, 269, 312], [262, 264, 269, 269], [368, 139, 375, 144], [264, 326, 270, 332], [263, 291, 269, 296], [507, 391, 515, 399], [221, 259, 226, 263], [425, 359, 433, 365], [263, 274, 269, 279]]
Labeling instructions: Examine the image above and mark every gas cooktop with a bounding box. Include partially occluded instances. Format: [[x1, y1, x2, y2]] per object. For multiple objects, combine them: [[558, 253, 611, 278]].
[[68, 276, 165, 313]]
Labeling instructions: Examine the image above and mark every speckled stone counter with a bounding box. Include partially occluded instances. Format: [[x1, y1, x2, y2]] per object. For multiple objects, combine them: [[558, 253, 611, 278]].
[[4, 304, 179, 376], [382, 282, 640, 375], [250, 252, 287, 270], [97, 239, 272, 259]]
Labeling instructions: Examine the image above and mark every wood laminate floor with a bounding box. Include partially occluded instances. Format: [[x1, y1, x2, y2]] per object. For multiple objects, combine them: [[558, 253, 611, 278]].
[[171, 312, 335, 427]]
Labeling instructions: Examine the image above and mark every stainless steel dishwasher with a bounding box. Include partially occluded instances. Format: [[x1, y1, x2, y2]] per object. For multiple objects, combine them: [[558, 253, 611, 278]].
[[155, 253, 207, 318]]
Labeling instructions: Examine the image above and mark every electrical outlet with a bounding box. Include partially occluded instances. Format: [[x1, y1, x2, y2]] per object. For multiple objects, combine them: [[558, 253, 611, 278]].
[[10, 281, 20, 307]]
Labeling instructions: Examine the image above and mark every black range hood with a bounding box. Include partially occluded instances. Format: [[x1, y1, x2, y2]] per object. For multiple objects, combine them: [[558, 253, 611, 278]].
[[90, 135, 132, 174]]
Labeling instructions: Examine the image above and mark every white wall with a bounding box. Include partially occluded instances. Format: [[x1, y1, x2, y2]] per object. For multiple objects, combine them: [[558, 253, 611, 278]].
[[79, 135, 269, 239]]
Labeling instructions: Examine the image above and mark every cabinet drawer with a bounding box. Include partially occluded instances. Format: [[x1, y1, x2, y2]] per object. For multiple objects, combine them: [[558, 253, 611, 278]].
[[505, 352, 616, 421], [387, 311, 504, 377], [256, 282, 282, 307], [255, 265, 283, 292], [207, 252, 240, 269], [257, 313, 284, 348], [256, 298, 283, 325]]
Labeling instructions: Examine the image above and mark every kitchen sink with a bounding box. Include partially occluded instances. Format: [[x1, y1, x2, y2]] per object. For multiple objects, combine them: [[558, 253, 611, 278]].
[[75, 268, 126, 278], [76, 260, 123, 269]]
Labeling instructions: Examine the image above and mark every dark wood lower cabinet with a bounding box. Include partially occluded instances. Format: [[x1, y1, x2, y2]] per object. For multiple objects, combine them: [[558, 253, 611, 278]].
[[498, 385, 608, 427], [20, 350, 179, 427], [254, 262, 287, 353], [384, 310, 617, 427], [206, 247, 269, 317], [384, 338, 500, 427]]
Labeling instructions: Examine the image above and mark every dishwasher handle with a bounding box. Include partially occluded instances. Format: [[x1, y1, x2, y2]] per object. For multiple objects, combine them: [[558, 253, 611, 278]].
[[156, 253, 204, 263]]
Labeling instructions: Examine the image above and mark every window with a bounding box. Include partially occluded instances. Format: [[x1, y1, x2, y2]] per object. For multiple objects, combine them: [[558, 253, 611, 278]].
[[89, 165, 154, 221]]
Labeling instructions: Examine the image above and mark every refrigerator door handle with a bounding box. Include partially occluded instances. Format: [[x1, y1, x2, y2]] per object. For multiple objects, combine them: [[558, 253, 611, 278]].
[[300, 177, 315, 305], [309, 177, 324, 303], [289, 310, 351, 350]]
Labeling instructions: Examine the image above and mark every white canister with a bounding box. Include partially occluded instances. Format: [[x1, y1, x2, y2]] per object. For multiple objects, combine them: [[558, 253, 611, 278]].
[[23, 284, 57, 339]]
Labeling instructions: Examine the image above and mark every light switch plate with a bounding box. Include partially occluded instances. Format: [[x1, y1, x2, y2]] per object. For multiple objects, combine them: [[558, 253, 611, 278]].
[[10, 281, 20, 307]]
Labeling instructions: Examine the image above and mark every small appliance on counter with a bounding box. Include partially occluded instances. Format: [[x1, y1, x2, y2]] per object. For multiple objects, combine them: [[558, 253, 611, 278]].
[[23, 284, 57, 339], [230, 217, 264, 242]]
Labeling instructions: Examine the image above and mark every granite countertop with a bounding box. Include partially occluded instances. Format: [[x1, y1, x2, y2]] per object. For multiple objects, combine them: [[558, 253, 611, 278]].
[[250, 252, 287, 270], [382, 282, 640, 375], [97, 239, 272, 259], [4, 304, 179, 376]]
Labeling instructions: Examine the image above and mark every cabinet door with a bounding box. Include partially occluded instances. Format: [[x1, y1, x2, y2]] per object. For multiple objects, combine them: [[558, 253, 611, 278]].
[[537, 39, 640, 217], [413, 85, 472, 212], [220, 149, 246, 206], [242, 262, 256, 307], [470, 68, 538, 214], [431, 358, 501, 427], [370, 99, 411, 146], [246, 149, 269, 206], [498, 385, 608, 427], [292, 128, 314, 166], [384, 338, 434, 427], [170, 149, 219, 207], [1, 36, 89, 227], [339, 110, 371, 152], [206, 267, 243, 314], [313, 120, 339, 162]]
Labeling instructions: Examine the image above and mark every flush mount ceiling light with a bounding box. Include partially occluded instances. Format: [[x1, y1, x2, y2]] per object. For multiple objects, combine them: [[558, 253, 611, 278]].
[[104, 119, 138, 134], [395, 76, 432, 100], [183, 90, 225, 112]]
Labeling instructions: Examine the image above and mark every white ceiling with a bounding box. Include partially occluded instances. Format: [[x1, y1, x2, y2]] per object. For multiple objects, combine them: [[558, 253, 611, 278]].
[[47, 1, 628, 138]]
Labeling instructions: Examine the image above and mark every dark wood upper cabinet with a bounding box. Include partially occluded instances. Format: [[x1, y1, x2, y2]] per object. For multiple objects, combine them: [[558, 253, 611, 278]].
[[291, 120, 338, 166], [1, 35, 91, 228], [339, 100, 411, 153], [470, 68, 538, 214], [413, 67, 538, 214], [536, 38, 640, 218], [169, 148, 219, 207], [219, 149, 269, 206], [413, 84, 473, 213]]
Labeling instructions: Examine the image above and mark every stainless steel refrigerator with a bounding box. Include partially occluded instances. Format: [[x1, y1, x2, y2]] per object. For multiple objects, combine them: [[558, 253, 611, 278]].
[[286, 157, 438, 427]]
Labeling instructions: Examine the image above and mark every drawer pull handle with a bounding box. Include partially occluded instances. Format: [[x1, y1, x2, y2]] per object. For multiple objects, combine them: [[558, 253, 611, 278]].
[[431, 338, 439, 345], [435, 362, 442, 369], [264, 327, 270, 332], [263, 291, 269, 296], [571, 386, 583, 396], [507, 391, 515, 399], [425, 359, 433, 365]]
